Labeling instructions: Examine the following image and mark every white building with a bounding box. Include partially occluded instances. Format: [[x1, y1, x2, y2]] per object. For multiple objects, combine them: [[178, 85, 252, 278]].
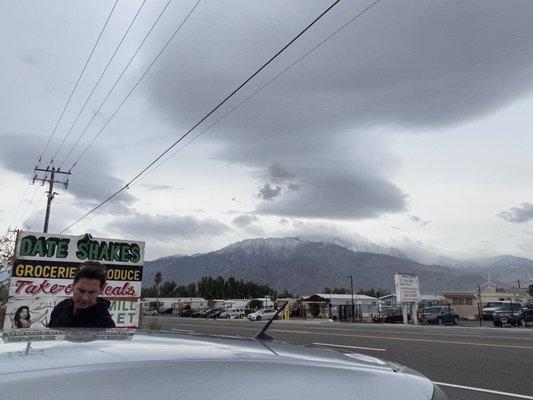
[[141, 297, 207, 312]]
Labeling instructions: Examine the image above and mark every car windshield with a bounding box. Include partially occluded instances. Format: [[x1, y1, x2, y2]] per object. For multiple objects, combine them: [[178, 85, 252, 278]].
[[2, 3, 533, 400]]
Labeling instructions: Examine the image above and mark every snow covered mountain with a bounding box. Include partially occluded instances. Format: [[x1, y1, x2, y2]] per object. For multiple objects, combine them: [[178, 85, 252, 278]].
[[143, 237, 485, 294], [299, 235, 407, 260]]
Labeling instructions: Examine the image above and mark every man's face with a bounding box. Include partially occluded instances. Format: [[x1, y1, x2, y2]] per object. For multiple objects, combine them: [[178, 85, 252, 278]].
[[72, 278, 102, 311]]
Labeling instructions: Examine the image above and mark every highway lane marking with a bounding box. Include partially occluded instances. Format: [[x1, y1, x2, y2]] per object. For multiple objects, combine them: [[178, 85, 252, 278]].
[[159, 320, 533, 349], [434, 382, 533, 399], [159, 321, 533, 350], [159, 319, 533, 340], [313, 342, 386, 352]]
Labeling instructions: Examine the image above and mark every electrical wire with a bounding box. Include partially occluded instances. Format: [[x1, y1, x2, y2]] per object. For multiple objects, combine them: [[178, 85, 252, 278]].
[[37, 0, 119, 166], [8, 180, 31, 229], [50, 0, 148, 164], [25, 191, 48, 231], [59, 0, 183, 169], [61, 0, 341, 233], [140, 0, 382, 182], [9, 0, 118, 232], [16, 186, 42, 229]]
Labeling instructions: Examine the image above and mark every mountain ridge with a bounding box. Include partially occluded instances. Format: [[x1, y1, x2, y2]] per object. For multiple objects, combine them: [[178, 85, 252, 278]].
[[143, 237, 498, 295]]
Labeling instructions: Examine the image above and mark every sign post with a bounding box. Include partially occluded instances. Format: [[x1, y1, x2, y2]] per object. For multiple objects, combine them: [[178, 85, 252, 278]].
[[394, 273, 420, 325], [3, 231, 144, 332]]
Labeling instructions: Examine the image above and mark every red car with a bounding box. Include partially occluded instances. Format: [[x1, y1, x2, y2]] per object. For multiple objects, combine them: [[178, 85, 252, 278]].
[[373, 309, 411, 323]]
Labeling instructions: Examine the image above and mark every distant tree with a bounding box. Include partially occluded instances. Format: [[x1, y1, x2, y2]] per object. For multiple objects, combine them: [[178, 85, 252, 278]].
[[247, 299, 263, 311], [141, 286, 157, 298], [332, 287, 349, 294], [278, 289, 294, 298], [529, 284, 533, 297], [160, 280, 177, 297]]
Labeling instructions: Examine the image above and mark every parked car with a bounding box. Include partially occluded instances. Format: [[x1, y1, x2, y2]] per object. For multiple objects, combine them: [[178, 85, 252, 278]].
[[179, 309, 195, 318], [481, 301, 504, 320], [0, 329, 445, 400], [143, 309, 158, 316], [226, 308, 246, 319], [423, 306, 459, 325], [191, 308, 211, 318], [492, 302, 524, 327], [520, 304, 533, 327], [207, 309, 225, 318], [247, 308, 278, 321], [372, 309, 410, 323], [218, 310, 229, 318], [198, 308, 216, 318]]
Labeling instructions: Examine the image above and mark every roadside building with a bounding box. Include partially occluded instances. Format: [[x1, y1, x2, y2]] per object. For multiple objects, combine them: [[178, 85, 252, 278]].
[[442, 292, 478, 319], [141, 297, 207, 313], [379, 294, 443, 313], [419, 295, 445, 308], [478, 288, 530, 305], [302, 293, 379, 321], [378, 294, 397, 312], [222, 299, 249, 309], [173, 298, 208, 313]]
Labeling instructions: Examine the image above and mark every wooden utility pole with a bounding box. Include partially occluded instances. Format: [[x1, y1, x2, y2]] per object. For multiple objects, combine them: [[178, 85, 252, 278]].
[[32, 166, 70, 233]]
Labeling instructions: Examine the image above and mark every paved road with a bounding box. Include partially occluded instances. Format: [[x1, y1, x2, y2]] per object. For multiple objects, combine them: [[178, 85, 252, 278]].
[[143, 316, 533, 400]]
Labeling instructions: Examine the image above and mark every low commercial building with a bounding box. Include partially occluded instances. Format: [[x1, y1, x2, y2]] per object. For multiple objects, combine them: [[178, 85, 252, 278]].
[[378, 294, 444, 312], [141, 297, 207, 313], [302, 293, 379, 321], [442, 292, 479, 319]]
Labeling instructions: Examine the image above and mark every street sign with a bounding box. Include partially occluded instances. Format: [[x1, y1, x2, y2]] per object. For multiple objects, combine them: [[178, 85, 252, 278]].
[[394, 273, 420, 303]]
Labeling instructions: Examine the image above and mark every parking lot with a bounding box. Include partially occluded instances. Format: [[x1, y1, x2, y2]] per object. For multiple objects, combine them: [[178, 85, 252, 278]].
[[142, 316, 533, 400]]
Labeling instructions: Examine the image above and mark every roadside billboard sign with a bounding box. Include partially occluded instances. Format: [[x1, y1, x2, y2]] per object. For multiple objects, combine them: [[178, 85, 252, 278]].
[[3, 231, 144, 332], [394, 273, 420, 303]]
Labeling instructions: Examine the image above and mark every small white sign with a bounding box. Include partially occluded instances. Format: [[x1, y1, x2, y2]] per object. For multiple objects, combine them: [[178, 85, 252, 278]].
[[394, 273, 420, 303]]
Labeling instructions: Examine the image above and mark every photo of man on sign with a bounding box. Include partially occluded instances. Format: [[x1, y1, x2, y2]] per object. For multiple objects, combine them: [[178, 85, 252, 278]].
[[47, 261, 116, 328]]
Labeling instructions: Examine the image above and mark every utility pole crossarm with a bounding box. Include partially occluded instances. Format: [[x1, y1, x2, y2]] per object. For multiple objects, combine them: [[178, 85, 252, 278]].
[[32, 166, 72, 233]]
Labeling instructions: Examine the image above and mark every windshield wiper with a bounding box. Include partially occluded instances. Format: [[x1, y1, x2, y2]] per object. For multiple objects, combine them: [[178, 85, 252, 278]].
[[254, 301, 288, 341]]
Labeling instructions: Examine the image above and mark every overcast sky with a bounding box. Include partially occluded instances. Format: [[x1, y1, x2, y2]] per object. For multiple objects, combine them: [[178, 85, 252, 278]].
[[2, 0, 533, 261]]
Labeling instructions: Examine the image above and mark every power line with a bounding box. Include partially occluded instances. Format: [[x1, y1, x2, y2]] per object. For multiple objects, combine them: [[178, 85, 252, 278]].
[[25, 191, 47, 231], [50, 0, 148, 164], [61, 0, 342, 233], [9, 0, 118, 233], [59, 0, 183, 169], [16, 186, 42, 229], [141, 0, 382, 181], [38, 0, 119, 166], [7, 180, 31, 230]]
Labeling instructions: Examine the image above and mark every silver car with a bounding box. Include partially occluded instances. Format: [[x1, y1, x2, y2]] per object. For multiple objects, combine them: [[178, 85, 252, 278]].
[[0, 329, 446, 399]]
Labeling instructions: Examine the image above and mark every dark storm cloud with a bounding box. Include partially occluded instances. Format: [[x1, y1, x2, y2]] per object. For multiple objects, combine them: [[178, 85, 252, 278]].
[[0, 132, 135, 214], [257, 170, 406, 219], [268, 162, 295, 184], [106, 212, 230, 241], [144, 0, 533, 219], [498, 203, 533, 223], [257, 184, 282, 201]]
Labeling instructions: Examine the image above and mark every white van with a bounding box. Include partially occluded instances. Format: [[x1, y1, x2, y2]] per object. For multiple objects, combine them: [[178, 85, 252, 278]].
[[226, 308, 246, 319]]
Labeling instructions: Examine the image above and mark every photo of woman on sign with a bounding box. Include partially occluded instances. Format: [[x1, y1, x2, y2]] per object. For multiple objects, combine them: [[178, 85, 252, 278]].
[[10, 305, 47, 329]]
